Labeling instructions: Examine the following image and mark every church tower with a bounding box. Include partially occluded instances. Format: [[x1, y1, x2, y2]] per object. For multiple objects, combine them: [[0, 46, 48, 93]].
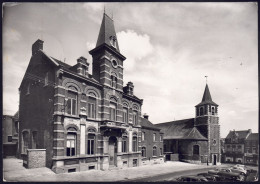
[[195, 84, 221, 165], [89, 12, 126, 92]]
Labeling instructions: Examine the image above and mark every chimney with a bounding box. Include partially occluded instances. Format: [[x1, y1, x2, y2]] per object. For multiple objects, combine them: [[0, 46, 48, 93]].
[[32, 39, 44, 55], [77, 57, 89, 76], [143, 113, 149, 120], [124, 82, 134, 96]]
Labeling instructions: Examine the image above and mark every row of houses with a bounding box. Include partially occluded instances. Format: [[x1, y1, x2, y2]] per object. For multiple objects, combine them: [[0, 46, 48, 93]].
[[222, 129, 259, 165]]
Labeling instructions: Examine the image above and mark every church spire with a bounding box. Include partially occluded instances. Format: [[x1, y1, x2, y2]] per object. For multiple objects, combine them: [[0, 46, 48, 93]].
[[95, 12, 120, 53], [202, 84, 213, 102], [196, 83, 218, 107]]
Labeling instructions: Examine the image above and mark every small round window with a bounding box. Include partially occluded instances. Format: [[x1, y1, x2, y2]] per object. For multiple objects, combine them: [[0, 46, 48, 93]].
[[112, 59, 118, 68]]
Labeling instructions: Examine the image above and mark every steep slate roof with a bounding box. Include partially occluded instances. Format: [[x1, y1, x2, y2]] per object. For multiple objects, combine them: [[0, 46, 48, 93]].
[[226, 130, 251, 139], [155, 118, 207, 140], [196, 84, 218, 106], [246, 133, 259, 141], [96, 13, 120, 53], [140, 117, 160, 131]]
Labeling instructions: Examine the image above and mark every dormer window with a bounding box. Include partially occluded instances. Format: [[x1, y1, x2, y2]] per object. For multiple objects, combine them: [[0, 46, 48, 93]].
[[110, 36, 117, 48]]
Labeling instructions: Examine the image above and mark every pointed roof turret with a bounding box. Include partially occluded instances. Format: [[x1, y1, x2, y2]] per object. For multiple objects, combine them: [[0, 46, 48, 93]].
[[196, 84, 218, 106], [96, 13, 120, 52], [89, 12, 126, 61]]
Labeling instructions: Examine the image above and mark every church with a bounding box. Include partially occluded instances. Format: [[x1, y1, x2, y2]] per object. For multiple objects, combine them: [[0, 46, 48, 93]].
[[18, 12, 163, 174], [155, 84, 221, 165]]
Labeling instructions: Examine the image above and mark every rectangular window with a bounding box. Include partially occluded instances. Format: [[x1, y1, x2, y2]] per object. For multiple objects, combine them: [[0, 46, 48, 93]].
[[160, 148, 163, 155], [8, 136, 12, 142], [122, 137, 127, 153], [153, 133, 156, 142], [133, 111, 137, 125], [133, 136, 137, 152], [123, 108, 128, 123], [66, 133, 76, 156], [87, 134, 95, 155], [160, 135, 163, 142], [88, 103, 96, 119], [110, 103, 116, 121], [141, 132, 145, 141], [67, 91, 77, 115]]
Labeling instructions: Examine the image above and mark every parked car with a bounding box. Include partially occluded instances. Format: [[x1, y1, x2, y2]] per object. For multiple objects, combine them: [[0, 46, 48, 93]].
[[229, 166, 247, 175], [197, 173, 221, 181], [176, 175, 208, 182], [208, 168, 245, 181]]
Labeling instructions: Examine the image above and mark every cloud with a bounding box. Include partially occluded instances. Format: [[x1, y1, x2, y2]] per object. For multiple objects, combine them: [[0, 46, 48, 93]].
[[3, 28, 22, 43], [117, 30, 154, 71], [86, 42, 95, 51]]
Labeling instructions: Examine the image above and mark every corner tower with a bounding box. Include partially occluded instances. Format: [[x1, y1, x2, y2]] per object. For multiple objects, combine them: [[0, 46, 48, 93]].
[[195, 83, 221, 165], [89, 13, 126, 92]]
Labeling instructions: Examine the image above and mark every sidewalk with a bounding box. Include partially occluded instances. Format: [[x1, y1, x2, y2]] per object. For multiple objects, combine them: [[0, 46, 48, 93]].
[[3, 158, 223, 182]]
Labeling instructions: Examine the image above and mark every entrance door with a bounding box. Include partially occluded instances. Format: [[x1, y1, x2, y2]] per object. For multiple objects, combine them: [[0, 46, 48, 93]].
[[213, 155, 217, 165], [108, 136, 117, 166]]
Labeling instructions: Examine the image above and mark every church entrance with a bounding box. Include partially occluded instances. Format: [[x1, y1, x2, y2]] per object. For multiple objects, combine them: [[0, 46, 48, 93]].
[[213, 154, 217, 165], [108, 136, 117, 166]]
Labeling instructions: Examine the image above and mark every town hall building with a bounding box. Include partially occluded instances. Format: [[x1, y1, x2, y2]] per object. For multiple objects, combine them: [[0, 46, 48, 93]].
[[155, 84, 221, 165], [18, 12, 163, 173]]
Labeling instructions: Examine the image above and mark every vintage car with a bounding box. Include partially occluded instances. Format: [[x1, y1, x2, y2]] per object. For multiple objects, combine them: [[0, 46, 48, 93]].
[[208, 168, 245, 181], [176, 175, 208, 182], [197, 173, 221, 181], [229, 166, 247, 175]]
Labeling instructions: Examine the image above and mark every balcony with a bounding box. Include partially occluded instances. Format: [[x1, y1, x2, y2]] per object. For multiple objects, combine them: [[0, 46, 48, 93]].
[[100, 120, 128, 130]]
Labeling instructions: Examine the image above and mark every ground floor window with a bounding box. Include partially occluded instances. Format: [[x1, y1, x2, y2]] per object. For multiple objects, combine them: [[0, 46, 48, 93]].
[[132, 134, 137, 152], [22, 131, 29, 153], [66, 132, 76, 156], [122, 136, 127, 153], [141, 147, 146, 157], [87, 134, 95, 155], [153, 146, 157, 156]]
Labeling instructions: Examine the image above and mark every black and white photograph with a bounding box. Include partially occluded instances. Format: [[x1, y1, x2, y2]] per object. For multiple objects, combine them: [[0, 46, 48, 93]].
[[2, 2, 258, 182]]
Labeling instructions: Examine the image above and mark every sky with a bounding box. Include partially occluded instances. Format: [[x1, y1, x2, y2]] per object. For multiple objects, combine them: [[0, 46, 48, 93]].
[[3, 2, 258, 138]]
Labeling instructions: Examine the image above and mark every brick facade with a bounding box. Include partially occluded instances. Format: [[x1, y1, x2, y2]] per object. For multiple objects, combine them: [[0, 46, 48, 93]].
[[18, 13, 148, 173]]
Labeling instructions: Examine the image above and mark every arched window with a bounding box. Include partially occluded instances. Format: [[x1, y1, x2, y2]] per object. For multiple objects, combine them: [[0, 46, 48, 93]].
[[153, 146, 157, 156], [123, 107, 128, 123], [88, 92, 96, 119], [132, 133, 137, 152], [67, 88, 77, 115], [66, 127, 77, 156], [193, 145, 200, 155], [110, 101, 117, 121], [22, 131, 29, 153], [211, 107, 215, 115], [111, 74, 118, 89], [87, 133, 95, 155], [141, 147, 146, 157], [199, 107, 204, 116], [133, 111, 138, 125], [122, 134, 127, 153]]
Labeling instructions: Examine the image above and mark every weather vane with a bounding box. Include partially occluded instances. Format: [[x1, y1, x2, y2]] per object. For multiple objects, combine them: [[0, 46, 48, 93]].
[[205, 76, 208, 84]]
